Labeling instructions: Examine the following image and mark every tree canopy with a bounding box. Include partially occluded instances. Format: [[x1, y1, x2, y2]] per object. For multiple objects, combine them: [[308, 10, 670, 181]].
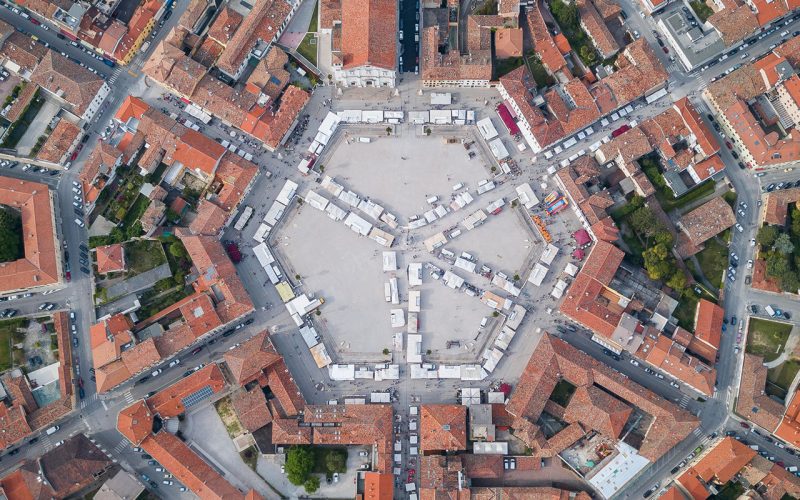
[[0, 208, 23, 263], [285, 446, 315, 486]]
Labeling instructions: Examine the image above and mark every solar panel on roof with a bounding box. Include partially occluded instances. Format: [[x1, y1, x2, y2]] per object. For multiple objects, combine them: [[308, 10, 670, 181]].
[[181, 385, 213, 408]]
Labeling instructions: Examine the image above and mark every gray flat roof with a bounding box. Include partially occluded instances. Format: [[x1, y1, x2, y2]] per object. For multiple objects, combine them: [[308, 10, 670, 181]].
[[658, 10, 726, 68]]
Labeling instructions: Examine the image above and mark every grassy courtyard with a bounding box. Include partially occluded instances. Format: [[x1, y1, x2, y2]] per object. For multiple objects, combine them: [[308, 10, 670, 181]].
[[296, 1, 318, 66], [747, 318, 794, 362], [124, 239, 167, 276], [767, 359, 800, 400], [0, 318, 29, 371], [693, 237, 729, 289]]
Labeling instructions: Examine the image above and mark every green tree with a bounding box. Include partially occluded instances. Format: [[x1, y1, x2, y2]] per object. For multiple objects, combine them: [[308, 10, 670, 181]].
[[757, 225, 779, 248], [324, 450, 346, 473], [780, 271, 800, 294], [169, 242, 187, 259], [0, 208, 22, 263], [579, 46, 596, 64], [773, 233, 795, 255], [766, 252, 791, 278], [285, 446, 315, 486], [629, 207, 657, 237], [654, 230, 674, 247], [304, 476, 320, 493], [643, 243, 672, 280], [666, 270, 687, 292]]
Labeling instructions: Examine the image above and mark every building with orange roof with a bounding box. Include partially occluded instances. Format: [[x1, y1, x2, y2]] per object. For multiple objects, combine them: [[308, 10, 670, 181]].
[[94, 243, 126, 275], [676, 437, 756, 499], [363, 472, 393, 500], [0, 434, 114, 499], [506, 334, 698, 463], [558, 240, 629, 340], [577, 0, 619, 59], [494, 28, 523, 59], [0, 176, 62, 296], [775, 386, 800, 447], [689, 299, 723, 363], [761, 186, 800, 226], [90, 313, 133, 371], [329, 0, 397, 87], [676, 196, 736, 257], [636, 326, 716, 396], [420, 404, 467, 454], [117, 365, 261, 500], [778, 74, 800, 126], [35, 118, 81, 164]]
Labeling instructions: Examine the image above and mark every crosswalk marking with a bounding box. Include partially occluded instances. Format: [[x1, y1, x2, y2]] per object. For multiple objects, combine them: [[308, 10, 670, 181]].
[[107, 67, 124, 85], [113, 439, 128, 454], [680, 395, 691, 409], [693, 428, 702, 436], [123, 390, 135, 404]]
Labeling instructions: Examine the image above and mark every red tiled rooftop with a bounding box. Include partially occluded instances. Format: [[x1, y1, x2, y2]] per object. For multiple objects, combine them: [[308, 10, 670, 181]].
[[95, 243, 126, 274], [146, 364, 225, 419], [420, 404, 467, 453], [340, 0, 396, 71]]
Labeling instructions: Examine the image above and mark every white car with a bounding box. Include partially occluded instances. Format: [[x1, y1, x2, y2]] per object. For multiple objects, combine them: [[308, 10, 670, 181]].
[[750, 238, 756, 246], [168, 359, 180, 368], [333, 473, 339, 483], [735, 223, 744, 233], [74, 218, 85, 228], [747, 259, 754, 269]]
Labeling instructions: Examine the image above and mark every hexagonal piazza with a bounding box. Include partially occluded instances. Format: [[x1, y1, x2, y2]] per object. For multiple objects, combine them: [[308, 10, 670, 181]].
[[270, 124, 543, 364]]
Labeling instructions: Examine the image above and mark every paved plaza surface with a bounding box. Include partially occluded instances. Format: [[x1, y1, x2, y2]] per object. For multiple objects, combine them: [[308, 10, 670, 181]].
[[325, 126, 492, 221]]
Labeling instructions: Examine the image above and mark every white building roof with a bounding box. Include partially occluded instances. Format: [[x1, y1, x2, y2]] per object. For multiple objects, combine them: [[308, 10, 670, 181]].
[[325, 202, 347, 221], [383, 251, 398, 272], [320, 175, 344, 197], [407, 334, 422, 363], [408, 262, 423, 287], [528, 262, 549, 286], [588, 442, 650, 499], [431, 92, 452, 105], [515, 183, 540, 209], [477, 117, 499, 140], [473, 442, 509, 454], [344, 212, 373, 236], [338, 190, 362, 208], [488, 138, 509, 160], [540, 243, 560, 265], [304, 190, 329, 211], [276, 180, 298, 206], [319, 111, 342, 136]]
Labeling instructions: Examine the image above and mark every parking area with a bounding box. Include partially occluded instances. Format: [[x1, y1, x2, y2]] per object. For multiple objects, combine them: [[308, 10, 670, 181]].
[[324, 131, 492, 221]]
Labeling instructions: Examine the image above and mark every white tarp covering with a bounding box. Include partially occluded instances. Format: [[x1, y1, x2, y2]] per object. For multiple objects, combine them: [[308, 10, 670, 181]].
[[319, 112, 342, 136], [299, 324, 320, 348], [407, 334, 422, 363], [477, 117, 499, 140], [383, 251, 398, 272], [461, 209, 487, 231], [505, 304, 527, 331], [516, 183, 539, 209], [488, 138, 510, 160], [358, 199, 384, 221], [338, 190, 362, 208], [264, 201, 286, 226], [408, 263, 423, 287], [344, 213, 372, 236], [431, 92, 452, 105], [390, 309, 405, 328], [325, 202, 347, 221], [276, 180, 298, 206], [443, 270, 465, 289], [409, 290, 421, 313], [455, 257, 477, 274], [321, 176, 344, 197], [540, 244, 559, 265], [337, 109, 362, 123], [528, 262, 549, 286], [328, 364, 355, 381], [362, 110, 384, 123], [304, 190, 329, 211]]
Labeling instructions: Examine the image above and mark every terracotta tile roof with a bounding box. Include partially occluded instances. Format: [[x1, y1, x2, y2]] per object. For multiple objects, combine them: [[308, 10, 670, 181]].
[[215, 0, 293, 76], [37, 434, 111, 496], [0, 32, 47, 74], [592, 39, 667, 108], [591, 217, 619, 242], [674, 97, 719, 157], [143, 432, 246, 499], [117, 400, 153, 446], [495, 28, 523, 59], [246, 47, 290, 101], [363, 472, 393, 500], [596, 125, 653, 166], [693, 299, 723, 352], [708, 4, 759, 46], [320, 0, 341, 29], [30, 51, 105, 116], [637, 329, 716, 396], [35, 118, 80, 164], [5, 82, 38, 124], [163, 52, 207, 97], [593, 0, 622, 20], [223, 330, 282, 385], [0, 462, 56, 499], [241, 85, 310, 149], [90, 313, 133, 369], [304, 404, 394, 472], [179, 0, 213, 31], [724, 99, 800, 167], [190, 74, 258, 126], [420, 404, 467, 453], [564, 385, 631, 437], [189, 199, 228, 236], [271, 417, 313, 444], [177, 230, 254, 323], [231, 387, 272, 432], [420, 12, 492, 84], [121, 337, 163, 377], [776, 384, 800, 447], [678, 437, 756, 497], [95, 243, 126, 274], [507, 334, 699, 461], [690, 155, 725, 182], [213, 152, 258, 211], [751, 0, 787, 26], [95, 359, 133, 393], [577, 0, 619, 57], [207, 7, 243, 46], [736, 353, 785, 432], [147, 364, 225, 419], [171, 128, 225, 177], [525, 4, 569, 75], [0, 176, 61, 293], [677, 196, 736, 248], [340, 0, 396, 71], [558, 241, 625, 337], [760, 463, 800, 500], [763, 187, 800, 225]]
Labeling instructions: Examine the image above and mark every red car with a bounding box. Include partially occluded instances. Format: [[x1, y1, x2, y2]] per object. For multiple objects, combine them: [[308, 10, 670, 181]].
[[740, 421, 751, 429], [662, 46, 669, 54], [777, 461, 786, 467], [725, 141, 733, 150], [30, 18, 40, 25], [65, 271, 71, 282]]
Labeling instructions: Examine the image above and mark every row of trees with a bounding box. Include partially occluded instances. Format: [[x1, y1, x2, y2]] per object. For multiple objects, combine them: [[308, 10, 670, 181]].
[[284, 446, 347, 493], [757, 211, 800, 293], [624, 198, 688, 292]]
